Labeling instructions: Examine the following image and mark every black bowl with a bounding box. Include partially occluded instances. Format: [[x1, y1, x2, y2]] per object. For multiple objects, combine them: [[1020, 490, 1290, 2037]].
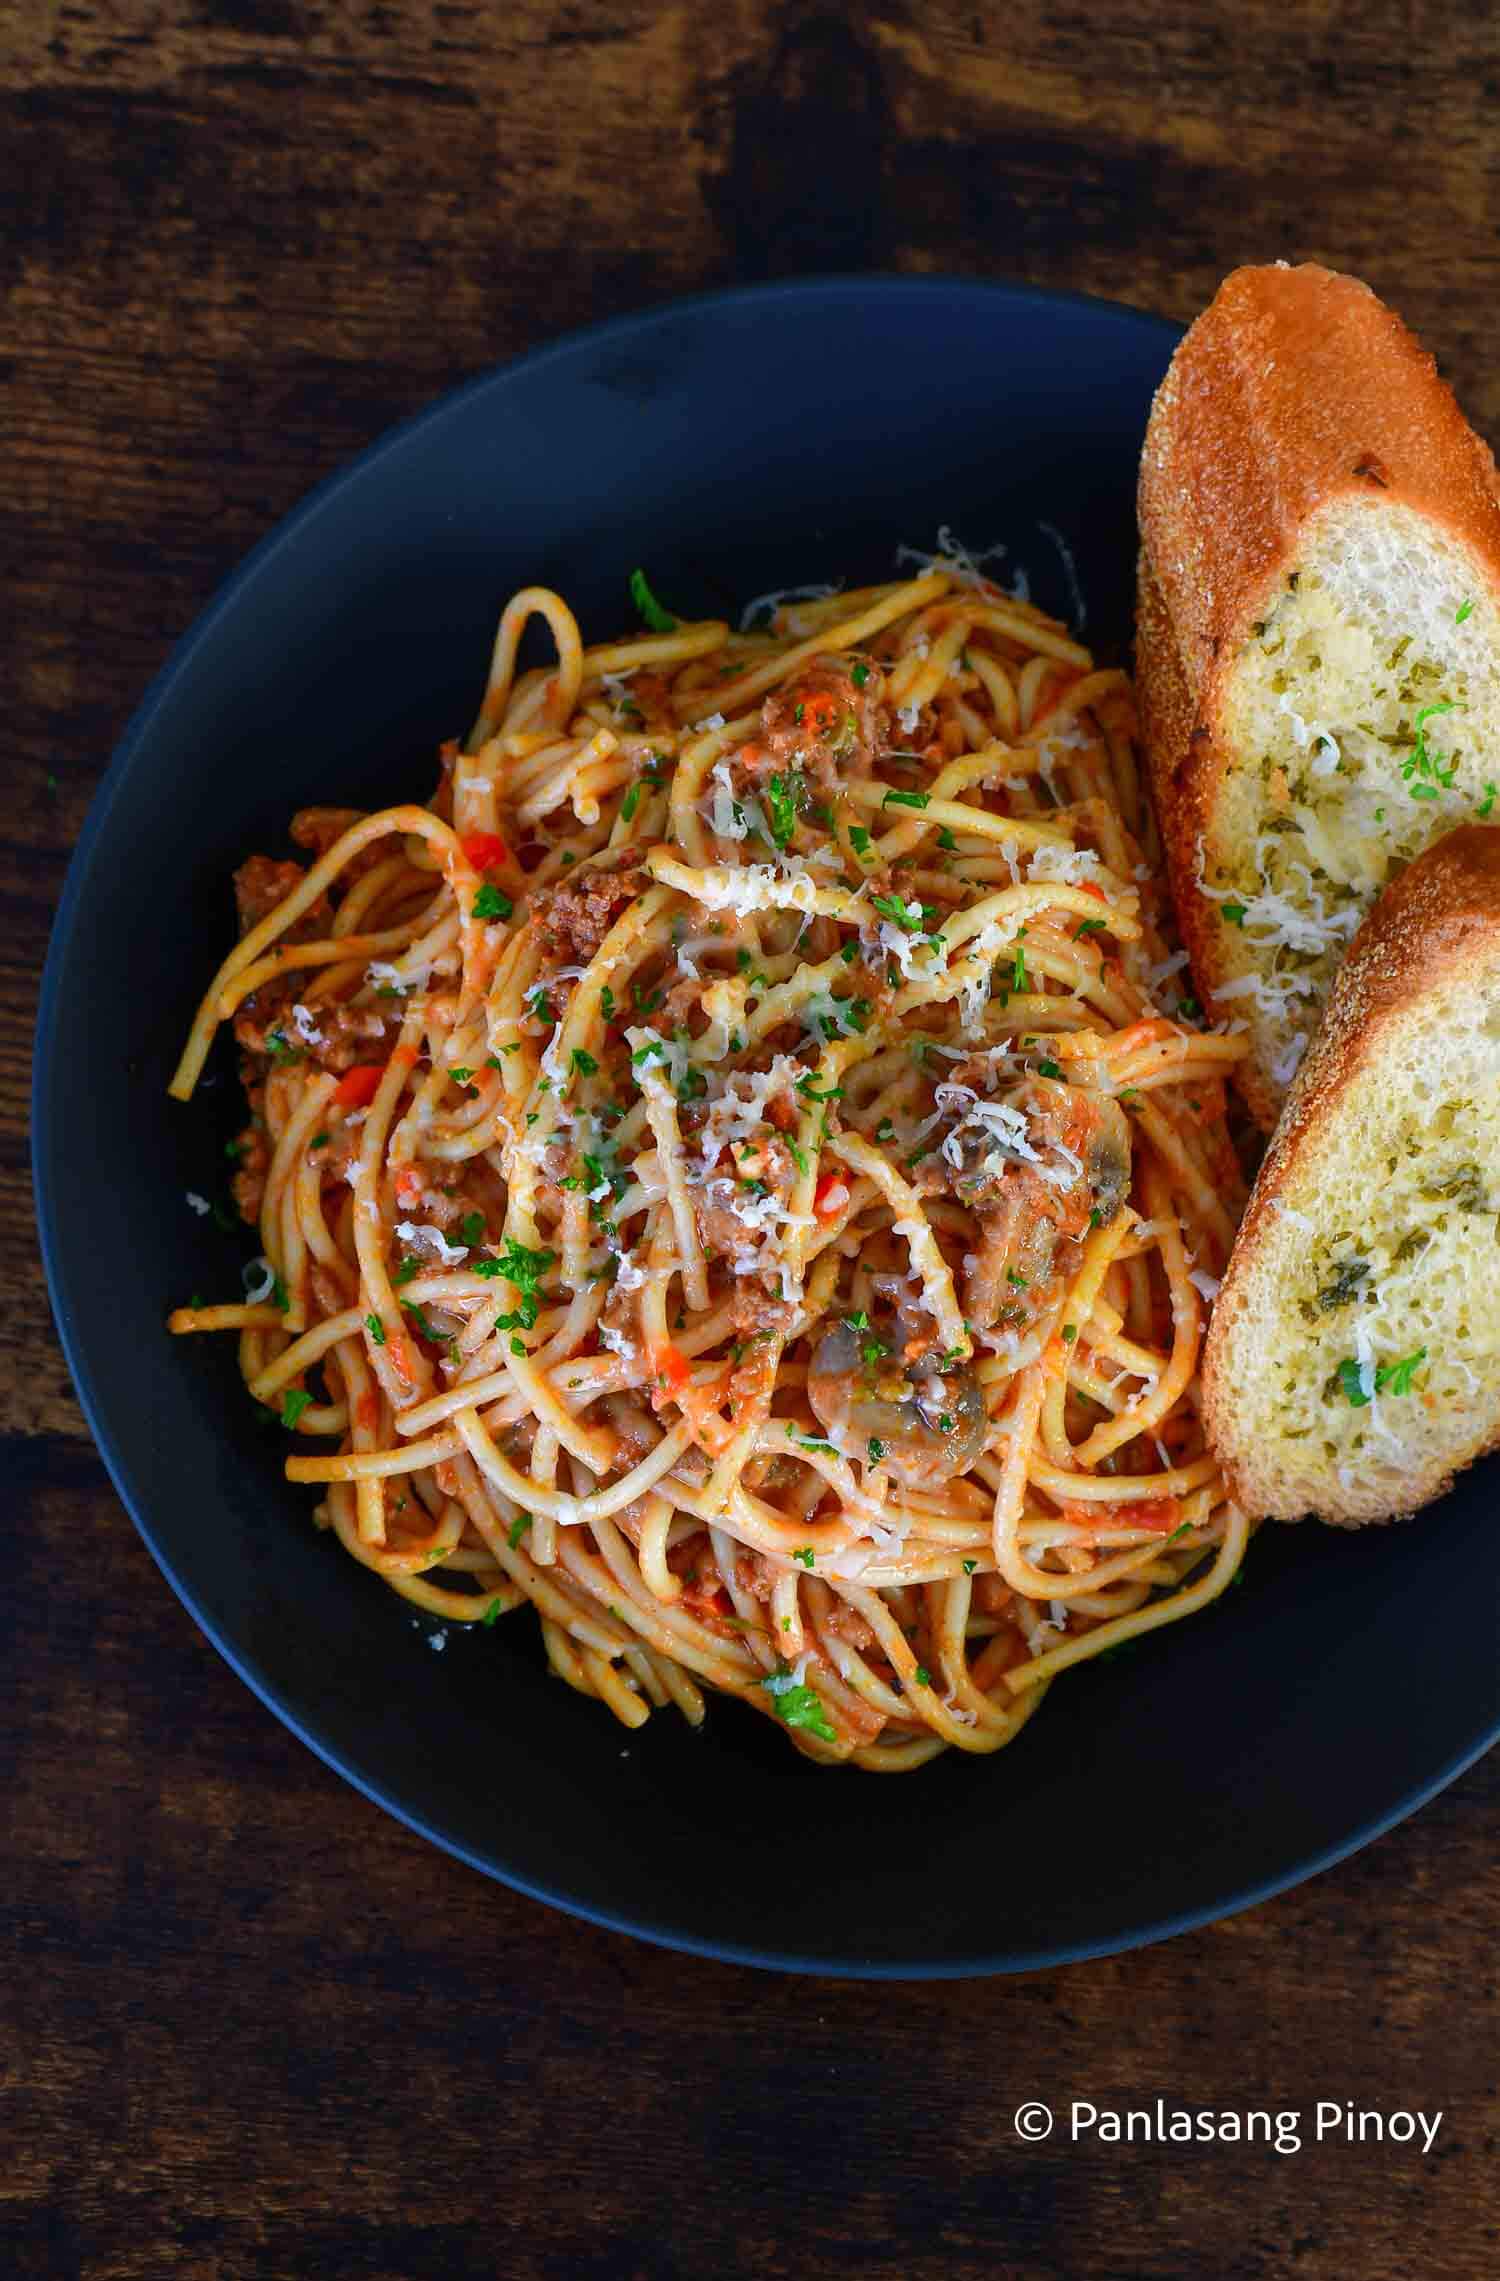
[[35, 278, 1499, 1975]]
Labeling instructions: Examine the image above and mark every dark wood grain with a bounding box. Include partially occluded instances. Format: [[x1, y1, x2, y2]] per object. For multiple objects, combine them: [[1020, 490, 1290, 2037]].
[[5, 5, 1497, 2275]]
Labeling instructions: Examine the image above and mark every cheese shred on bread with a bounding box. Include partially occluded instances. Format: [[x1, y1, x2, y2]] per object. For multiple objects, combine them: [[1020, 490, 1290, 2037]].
[[1203, 827, 1500, 1524], [1138, 262, 1500, 1127]]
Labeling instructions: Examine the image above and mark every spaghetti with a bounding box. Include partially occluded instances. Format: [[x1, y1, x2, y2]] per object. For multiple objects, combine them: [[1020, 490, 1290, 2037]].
[[169, 551, 1253, 1769]]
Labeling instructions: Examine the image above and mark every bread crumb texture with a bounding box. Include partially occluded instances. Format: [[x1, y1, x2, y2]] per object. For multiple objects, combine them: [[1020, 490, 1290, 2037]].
[[1206, 879, 1500, 1522], [1203, 499, 1500, 1099]]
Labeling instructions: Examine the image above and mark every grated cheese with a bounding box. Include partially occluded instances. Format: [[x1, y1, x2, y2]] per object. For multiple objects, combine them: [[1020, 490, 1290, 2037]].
[[737, 582, 839, 631], [1027, 840, 1106, 888], [395, 1220, 470, 1266]]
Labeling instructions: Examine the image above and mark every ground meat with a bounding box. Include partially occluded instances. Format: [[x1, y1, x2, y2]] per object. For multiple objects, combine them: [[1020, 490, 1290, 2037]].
[[230, 856, 336, 1050], [230, 1123, 270, 1225], [957, 1188, 1068, 1332], [298, 1001, 397, 1073], [234, 855, 315, 934], [914, 1083, 1131, 1330], [820, 1602, 877, 1651], [728, 1288, 797, 1341], [692, 1178, 761, 1275], [603, 1397, 658, 1464], [753, 662, 888, 792], [533, 857, 646, 964], [734, 1552, 779, 1603], [614, 670, 673, 731], [288, 807, 386, 880], [974, 1574, 1016, 1620], [691, 1134, 797, 1282], [658, 975, 702, 1030]]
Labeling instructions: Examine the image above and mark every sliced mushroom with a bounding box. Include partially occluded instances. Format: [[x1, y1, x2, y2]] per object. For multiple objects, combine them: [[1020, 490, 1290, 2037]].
[[807, 1318, 987, 1486]]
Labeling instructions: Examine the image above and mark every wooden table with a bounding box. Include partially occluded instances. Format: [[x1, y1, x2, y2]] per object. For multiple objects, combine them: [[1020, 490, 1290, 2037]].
[[7, 6, 1496, 2274]]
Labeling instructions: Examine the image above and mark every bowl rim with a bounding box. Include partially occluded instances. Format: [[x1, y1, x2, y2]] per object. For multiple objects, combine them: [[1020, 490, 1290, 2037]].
[[33, 271, 1500, 1977]]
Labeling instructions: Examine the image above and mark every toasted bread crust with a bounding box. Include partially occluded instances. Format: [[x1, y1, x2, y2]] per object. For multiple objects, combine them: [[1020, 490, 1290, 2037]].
[[1203, 826, 1500, 1521], [1134, 551, 1283, 1129], [1136, 262, 1500, 1125]]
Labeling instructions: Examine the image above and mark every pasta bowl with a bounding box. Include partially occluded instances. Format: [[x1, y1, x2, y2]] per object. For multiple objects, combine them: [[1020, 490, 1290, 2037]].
[[34, 278, 1499, 1973]]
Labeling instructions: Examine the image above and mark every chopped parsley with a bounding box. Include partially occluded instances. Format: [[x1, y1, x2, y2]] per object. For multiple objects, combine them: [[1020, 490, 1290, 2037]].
[[1073, 915, 1108, 939], [1221, 902, 1247, 928], [472, 1238, 556, 1335], [481, 1596, 505, 1626], [793, 1546, 816, 1569], [571, 1047, 598, 1079], [1037, 1058, 1062, 1078], [472, 882, 512, 920], [1335, 1347, 1428, 1406], [765, 768, 804, 849], [1316, 1258, 1369, 1312], [393, 1255, 420, 1286], [961, 1558, 978, 1574], [883, 789, 930, 811], [365, 1313, 386, 1346], [508, 1511, 533, 1549], [866, 1435, 885, 1465], [760, 1665, 836, 1742], [913, 1666, 931, 1688], [280, 1388, 313, 1429], [1377, 1348, 1427, 1396], [1480, 783, 1497, 821], [870, 892, 938, 935], [848, 824, 872, 858], [851, 662, 870, 687], [629, 567, 677, 632], [1457, 597, 1474, 624], [1402, 701, 1458, 801]]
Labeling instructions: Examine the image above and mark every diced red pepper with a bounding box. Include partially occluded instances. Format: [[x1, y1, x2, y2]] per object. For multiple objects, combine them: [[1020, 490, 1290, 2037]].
[[1117, 1497, 1181, 1534], [332, 1062, 387, 1110], [652, 1343, 691, 1395], [813, 1171, 850, 1223], [461, 832, 509, 872], [800, 690, 842, 737]]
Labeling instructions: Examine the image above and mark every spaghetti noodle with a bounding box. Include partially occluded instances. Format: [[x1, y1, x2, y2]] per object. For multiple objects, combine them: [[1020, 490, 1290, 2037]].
[[169, 551, 1252, 1769]]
